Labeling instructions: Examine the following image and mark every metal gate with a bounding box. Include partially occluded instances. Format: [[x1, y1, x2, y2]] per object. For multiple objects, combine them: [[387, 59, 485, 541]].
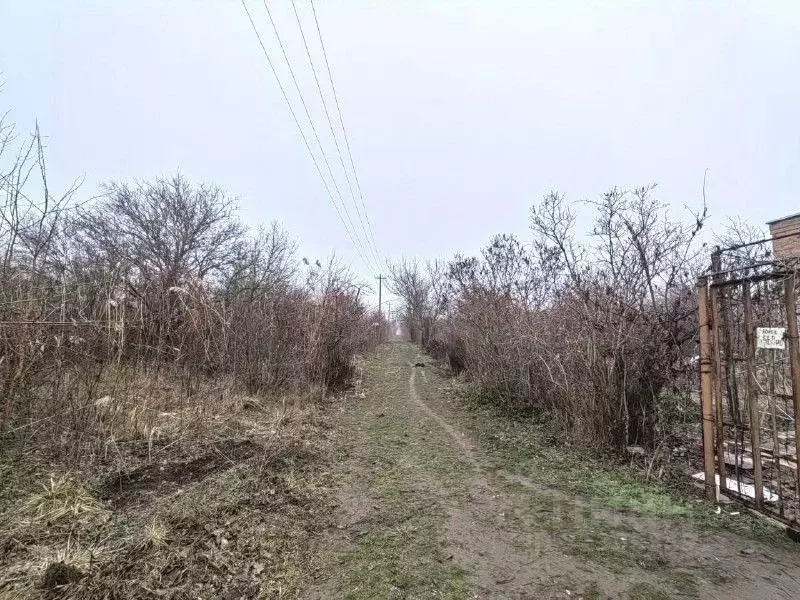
[[698, 245, 800, 527]]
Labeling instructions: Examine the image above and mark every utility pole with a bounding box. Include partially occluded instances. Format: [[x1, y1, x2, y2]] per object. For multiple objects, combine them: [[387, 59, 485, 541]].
[[376, 274, 383, 319], [375, 274, 384, 343]]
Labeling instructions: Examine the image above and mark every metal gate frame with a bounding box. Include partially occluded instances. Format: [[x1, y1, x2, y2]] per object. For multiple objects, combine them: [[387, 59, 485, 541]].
[[698, 244, 800, 528]]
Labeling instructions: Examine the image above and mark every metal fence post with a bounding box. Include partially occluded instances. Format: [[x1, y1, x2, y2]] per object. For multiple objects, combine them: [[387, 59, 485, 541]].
[[783, 273, 800, 510], [710, 251, 726, 491], [743, 280, 764, 506]]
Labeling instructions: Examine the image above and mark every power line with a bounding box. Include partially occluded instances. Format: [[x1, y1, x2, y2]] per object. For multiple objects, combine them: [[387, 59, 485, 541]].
[[263, 0, 376, 271], [240, 0, 374, 273], [290, 0, 381, 268], [310, 0, 382, 269], [260, 0, 376, 271]]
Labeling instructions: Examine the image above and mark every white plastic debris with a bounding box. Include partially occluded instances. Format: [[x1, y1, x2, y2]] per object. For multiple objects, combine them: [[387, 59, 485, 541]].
[[692, 472, 779, 503]]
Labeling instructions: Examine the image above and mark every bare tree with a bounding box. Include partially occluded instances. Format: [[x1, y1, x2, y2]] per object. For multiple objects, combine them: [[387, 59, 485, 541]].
[[73, 174, 245, 356], [77, 174, 244, 290], [387, 258, 432, 343], [224, 221, 297, 299], [714, 216, 770, 270]]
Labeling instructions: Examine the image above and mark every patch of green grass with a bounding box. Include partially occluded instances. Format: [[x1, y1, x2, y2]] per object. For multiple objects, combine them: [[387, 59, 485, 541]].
[[332, 456, 470, 600], [467, 406, 692, 521], [320, 344, 472, 599], [447, 387, 795, 547], [584, 472, 689, 518], [338, 521, 467, 600]]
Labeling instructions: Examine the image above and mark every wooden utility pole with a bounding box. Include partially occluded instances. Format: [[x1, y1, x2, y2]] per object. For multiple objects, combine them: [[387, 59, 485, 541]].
[[376, 274, 383, 319], [698, 276, 717, 500], [376, 274, 384, 342]]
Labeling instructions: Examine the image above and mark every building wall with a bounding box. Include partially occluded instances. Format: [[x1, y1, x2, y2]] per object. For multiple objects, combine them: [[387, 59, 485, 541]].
[[770, 216, 800, 259]]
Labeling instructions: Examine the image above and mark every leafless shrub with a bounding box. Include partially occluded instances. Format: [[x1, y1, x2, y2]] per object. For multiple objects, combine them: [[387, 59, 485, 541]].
[[714, 216, 770, 273], [0, 111, 376, 464], [400, 186, 708, 453], [72, 174, 244, 363]]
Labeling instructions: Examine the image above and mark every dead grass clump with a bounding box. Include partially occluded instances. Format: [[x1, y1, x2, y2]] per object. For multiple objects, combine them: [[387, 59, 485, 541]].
[[142, 517, 169, 550], [86, 419, 333, 598], [7, 474, 109, 537]]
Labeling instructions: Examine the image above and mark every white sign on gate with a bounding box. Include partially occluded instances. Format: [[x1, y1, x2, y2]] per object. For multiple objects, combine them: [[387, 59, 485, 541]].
[[756, 327, 786, 350]]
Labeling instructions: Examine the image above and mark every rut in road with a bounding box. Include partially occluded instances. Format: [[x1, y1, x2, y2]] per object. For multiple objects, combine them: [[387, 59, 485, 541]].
[[304, 342, 800, 599]]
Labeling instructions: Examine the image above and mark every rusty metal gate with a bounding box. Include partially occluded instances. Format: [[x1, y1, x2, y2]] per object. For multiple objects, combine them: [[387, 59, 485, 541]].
[[698, 245, 800, 528]]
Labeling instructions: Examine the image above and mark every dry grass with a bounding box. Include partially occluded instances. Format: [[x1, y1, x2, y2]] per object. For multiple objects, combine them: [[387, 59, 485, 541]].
[[0, 365, 347, 599], [142, 517, 168, 550], [8, 474, 109, 535], [0, 116, 376, 598]]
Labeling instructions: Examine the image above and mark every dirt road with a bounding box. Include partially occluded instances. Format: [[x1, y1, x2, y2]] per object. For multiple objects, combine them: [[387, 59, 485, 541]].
[[306, 342, 800, 599]]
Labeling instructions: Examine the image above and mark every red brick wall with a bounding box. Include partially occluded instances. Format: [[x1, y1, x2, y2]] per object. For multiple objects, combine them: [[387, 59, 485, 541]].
[[770, 217, 800, 259]]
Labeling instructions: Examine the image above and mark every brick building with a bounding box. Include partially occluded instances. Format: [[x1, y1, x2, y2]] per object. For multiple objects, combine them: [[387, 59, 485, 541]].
[[768, 213, 800, 259]]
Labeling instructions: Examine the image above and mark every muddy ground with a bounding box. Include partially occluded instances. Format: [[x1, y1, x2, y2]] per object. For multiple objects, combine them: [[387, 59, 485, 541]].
[[3, 341, 800, 599]]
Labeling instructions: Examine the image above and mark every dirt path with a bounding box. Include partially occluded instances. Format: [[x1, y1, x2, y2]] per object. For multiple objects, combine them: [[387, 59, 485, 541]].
[[305, 342, 800, 599]]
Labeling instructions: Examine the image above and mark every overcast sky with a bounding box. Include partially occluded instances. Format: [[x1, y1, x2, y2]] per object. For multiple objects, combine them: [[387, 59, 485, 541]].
[[2, 1, 799, 304]]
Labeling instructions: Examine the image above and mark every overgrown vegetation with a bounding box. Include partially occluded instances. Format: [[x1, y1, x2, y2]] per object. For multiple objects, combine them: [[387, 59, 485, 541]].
[[0, 103, 380, 597], [0, 108, 380, 463], [0, 398, 340, 598], [1, 89, 793, 597], [390, 186, 708, 455]]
